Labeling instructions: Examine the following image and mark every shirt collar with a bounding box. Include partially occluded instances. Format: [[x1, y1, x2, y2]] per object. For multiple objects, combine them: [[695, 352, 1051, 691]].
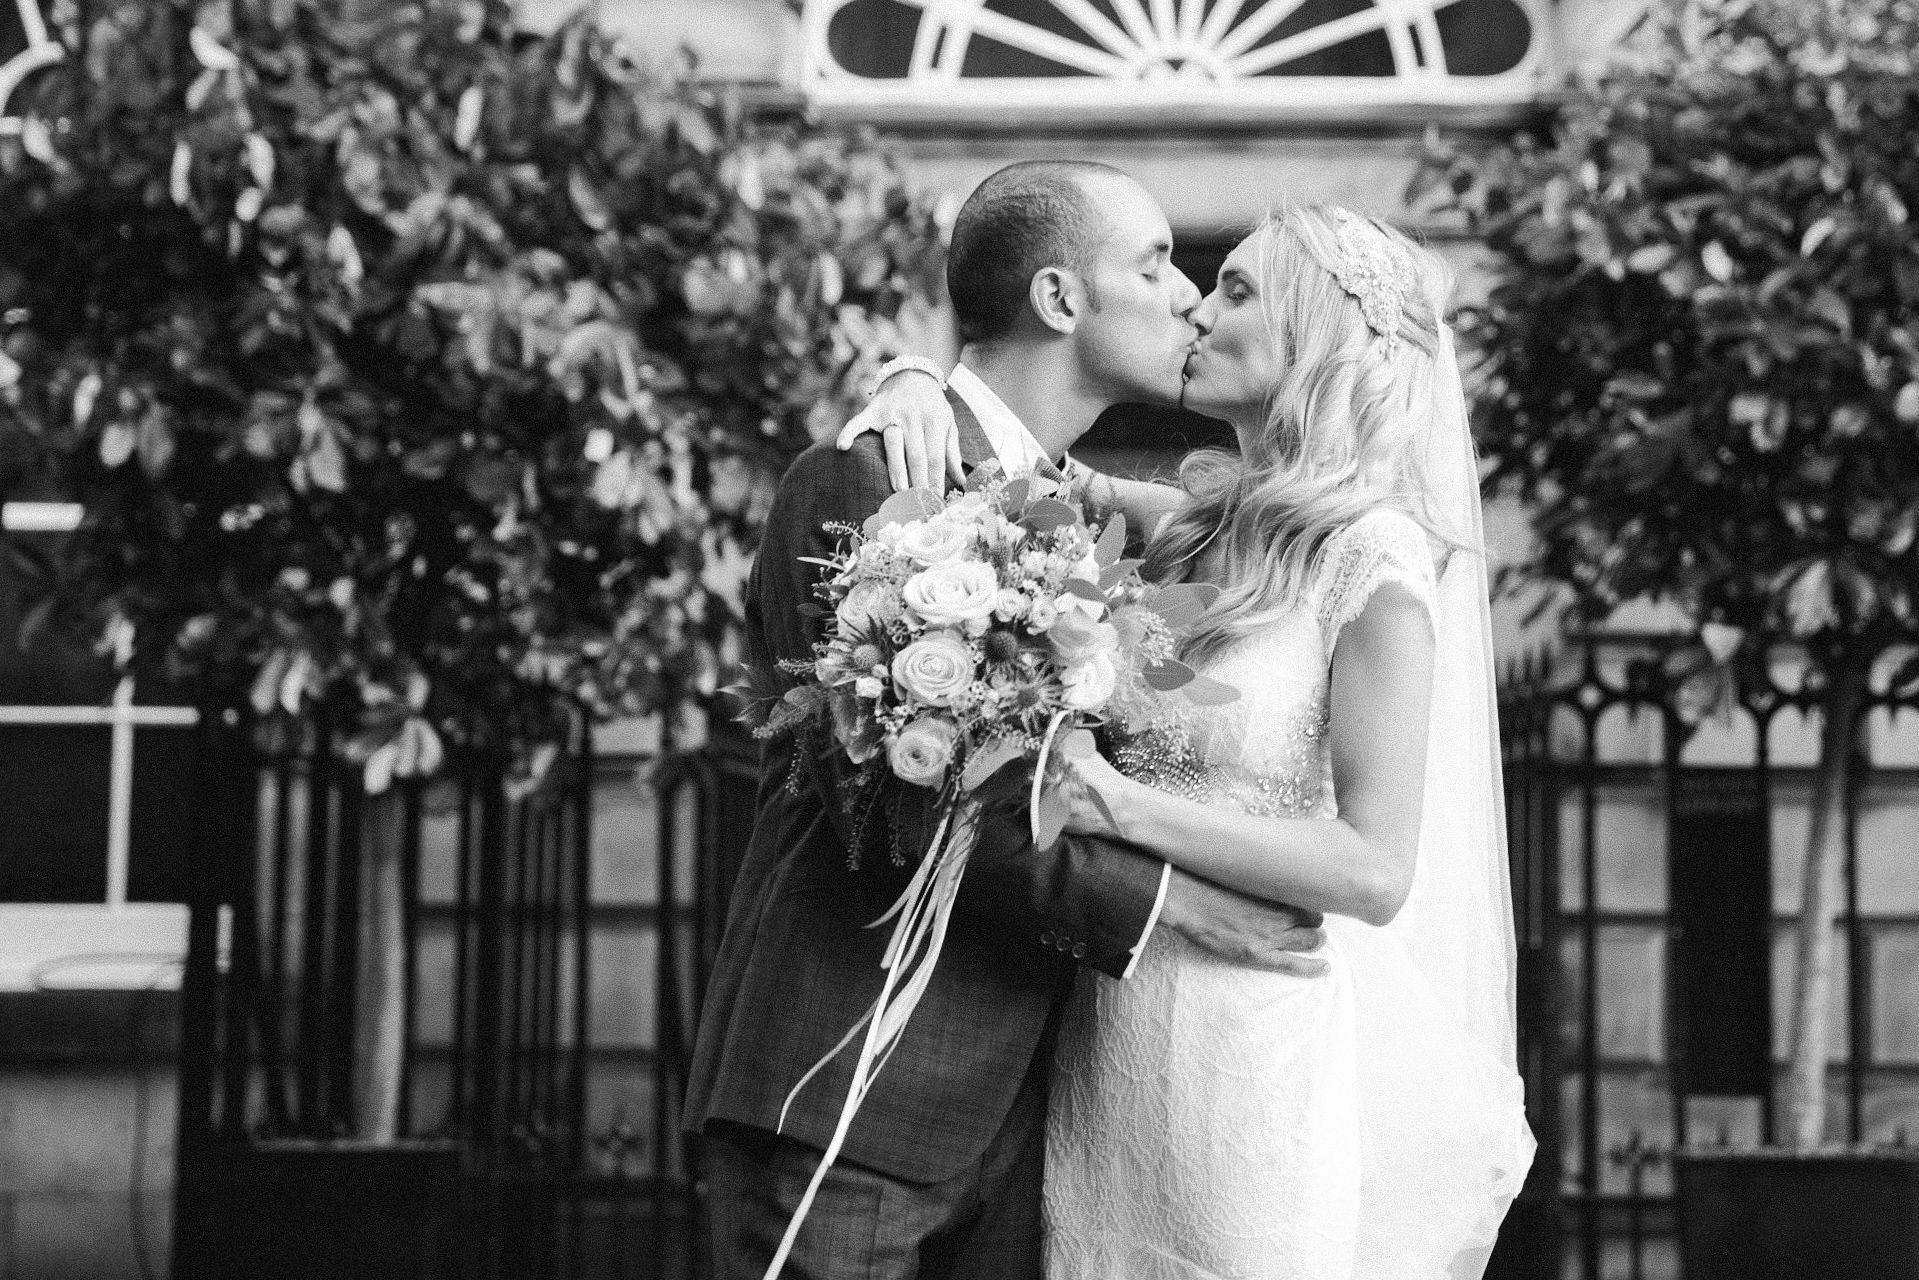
[[948, 362, 1057, 479]]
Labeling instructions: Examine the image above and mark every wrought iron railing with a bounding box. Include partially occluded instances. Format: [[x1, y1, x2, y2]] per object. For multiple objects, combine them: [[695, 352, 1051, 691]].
[[1496, 632, 1919, 1280]]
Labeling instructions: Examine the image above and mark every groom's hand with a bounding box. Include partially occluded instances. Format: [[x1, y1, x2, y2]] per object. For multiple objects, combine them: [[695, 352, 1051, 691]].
[[1158, 868, 1328, 977]]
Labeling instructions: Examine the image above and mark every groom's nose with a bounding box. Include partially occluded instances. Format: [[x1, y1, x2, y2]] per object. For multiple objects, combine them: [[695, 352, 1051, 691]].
[[1169, 264, 1203, 324], [1185, 290, 1213, 337]]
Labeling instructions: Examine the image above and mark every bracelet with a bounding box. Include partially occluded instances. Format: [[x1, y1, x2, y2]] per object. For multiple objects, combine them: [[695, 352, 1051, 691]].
[[862, 354, 947, 400]]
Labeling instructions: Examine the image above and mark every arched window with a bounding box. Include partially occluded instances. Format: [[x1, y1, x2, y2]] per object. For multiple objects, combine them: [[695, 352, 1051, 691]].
[[798, 0, 1548, 123], [0, 0, 62, 132]]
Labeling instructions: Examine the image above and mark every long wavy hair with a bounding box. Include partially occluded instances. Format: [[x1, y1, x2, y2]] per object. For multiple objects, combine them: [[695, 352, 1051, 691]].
[[1144, 205, 1465, 666]]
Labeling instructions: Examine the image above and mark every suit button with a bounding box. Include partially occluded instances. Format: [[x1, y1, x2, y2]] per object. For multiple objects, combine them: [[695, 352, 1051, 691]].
[[1071, 943, 1087, 959], [1040, 931, 1055, 946], [1055, 936, 1072, 952]]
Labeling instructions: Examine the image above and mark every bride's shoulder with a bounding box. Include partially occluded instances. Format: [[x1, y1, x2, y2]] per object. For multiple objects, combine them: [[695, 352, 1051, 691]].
[[1322, 507, 1435, 570], [1313, 507, 1438, 636]]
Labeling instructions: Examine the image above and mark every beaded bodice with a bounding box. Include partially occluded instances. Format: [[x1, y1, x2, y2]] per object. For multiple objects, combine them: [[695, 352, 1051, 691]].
[[1111, 510, 1436, 823]]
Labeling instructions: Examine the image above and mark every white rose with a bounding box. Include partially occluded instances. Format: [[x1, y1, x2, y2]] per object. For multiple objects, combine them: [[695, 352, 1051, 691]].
[[890, 634, 976, 707], [835, 581, 885, 632], [895, 518, 973, 566], [903, 561, 1000, 628], [1060, 653, 1118, 710], [854, 675, 884, 699], [1055, 590, 1105, 621], [1050, 616, 1119, 665], [888, 717, 959, 787], [994, 589, 1029, 622]]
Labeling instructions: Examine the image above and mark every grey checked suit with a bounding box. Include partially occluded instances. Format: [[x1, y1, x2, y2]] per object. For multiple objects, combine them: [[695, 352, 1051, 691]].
[[685, 396, 1167, 1277]]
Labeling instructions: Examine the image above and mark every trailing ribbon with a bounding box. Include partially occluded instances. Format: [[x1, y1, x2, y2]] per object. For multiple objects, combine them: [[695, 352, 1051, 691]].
[[762, 795, 983, 1280]]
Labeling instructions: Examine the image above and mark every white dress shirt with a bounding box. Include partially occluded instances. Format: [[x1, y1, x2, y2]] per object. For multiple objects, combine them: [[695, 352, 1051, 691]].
[[947, 361, 1170, 980]]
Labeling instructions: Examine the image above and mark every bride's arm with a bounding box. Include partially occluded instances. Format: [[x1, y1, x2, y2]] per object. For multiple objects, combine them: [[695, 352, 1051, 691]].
[[1064, 584, 1434, 927], [837, 371, 1186, 536], [1072, 467, 1186, 543]]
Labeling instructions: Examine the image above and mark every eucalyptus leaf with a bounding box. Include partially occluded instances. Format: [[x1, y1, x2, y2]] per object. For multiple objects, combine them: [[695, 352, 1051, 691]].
[[1020, 498, 1081, 532], [1094, 511, 1127, 566], [961, 735, 1026, 792], [863, 487, 944, 537], [1032, 783, 1071, 850], [1143, 658, 1196, 692], [1149, 582, 1222, 630]]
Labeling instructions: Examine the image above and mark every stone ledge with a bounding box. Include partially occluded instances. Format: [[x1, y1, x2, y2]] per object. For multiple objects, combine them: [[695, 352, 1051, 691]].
[[0, 990, 180, 1065]]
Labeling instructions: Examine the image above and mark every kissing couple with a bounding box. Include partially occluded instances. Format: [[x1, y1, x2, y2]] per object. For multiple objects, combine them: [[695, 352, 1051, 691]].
[[686, 160, 1536, 1280]]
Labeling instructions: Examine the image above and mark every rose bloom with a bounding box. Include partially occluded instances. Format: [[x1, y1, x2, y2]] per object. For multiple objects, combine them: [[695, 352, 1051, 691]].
[[1055, 590, 1106, 621], [891, 634, 976, 707], [994, 588, 1029, 622], [836, 580, 890, 632], [1061, 653, 1118, 710], [903, 561, 1000, 628], [1026, 598, 1060, 633], [854, 675, 884, 700], [888, 717, 959, 787], [895, 518, 973, 566], [1050, 615, 1119, 665]]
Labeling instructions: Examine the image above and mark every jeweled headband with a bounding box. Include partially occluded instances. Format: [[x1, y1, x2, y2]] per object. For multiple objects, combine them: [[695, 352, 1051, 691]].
[[1328, 208, 1415, 358]]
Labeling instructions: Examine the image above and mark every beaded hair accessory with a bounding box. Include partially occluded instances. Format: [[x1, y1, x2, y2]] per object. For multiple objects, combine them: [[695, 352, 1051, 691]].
[[1330, 208, 1415, 358]]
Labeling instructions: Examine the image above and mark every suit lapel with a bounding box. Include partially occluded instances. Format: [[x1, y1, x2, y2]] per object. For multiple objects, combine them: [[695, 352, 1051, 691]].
[[945, 384, 1066, 483], [946, 387, 997, 474]]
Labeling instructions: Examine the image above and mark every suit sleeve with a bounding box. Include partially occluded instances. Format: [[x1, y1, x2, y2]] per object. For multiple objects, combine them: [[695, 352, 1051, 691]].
[[765, 440, 1165, 979]]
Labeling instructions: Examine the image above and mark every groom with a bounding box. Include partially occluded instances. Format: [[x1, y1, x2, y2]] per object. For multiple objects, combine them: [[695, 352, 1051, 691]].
[[685, 161, 1325, 1280]]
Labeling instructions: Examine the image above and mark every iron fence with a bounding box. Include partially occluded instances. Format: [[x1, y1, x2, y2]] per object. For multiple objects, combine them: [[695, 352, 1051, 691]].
[[1497, 632, 1919, 1280], [169, 630, 1919, 1280], [169, 713, 755, 1280]]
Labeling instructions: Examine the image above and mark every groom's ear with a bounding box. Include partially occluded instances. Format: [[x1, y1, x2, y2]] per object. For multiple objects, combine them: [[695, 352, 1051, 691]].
[[1028, 266, 1085, 336]]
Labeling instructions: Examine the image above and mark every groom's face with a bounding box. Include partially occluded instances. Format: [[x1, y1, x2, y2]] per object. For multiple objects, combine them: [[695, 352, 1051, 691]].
[[1070, 177, 1201, 408]]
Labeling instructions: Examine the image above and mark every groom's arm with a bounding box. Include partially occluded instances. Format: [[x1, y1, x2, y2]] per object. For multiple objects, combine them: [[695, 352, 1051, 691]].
[[766, 437, 1167, 979]]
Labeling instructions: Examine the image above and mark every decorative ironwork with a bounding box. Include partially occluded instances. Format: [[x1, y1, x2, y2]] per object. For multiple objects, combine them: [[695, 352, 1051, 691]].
[[1496, 633, 1919, 1280], [797, 0, 1549, 122], [0, 0, 61, 131]]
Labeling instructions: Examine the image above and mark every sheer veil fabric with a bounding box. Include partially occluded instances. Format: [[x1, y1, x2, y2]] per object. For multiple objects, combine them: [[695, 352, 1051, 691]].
[[1337, 321, 1534, 1276]]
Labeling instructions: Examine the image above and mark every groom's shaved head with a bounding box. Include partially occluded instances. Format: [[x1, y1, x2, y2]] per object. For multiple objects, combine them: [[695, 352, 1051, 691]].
[[947, 160, 1127, 345]]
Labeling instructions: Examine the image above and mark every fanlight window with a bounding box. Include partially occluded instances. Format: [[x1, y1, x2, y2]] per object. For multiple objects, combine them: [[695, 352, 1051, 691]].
[[1, 0, 61, 132], [798, 0, 1548, 121]]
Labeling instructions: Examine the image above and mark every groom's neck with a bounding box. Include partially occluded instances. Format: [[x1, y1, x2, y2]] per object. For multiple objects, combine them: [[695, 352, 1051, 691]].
[[958, 343, 1107, 464]]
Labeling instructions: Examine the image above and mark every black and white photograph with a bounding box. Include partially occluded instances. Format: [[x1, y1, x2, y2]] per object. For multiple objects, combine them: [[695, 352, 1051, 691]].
[[2, 1, 1916, 1277]]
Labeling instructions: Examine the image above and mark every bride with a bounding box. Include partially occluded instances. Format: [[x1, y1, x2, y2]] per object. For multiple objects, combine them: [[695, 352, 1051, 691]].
[[852, 205, 1533, 1278]]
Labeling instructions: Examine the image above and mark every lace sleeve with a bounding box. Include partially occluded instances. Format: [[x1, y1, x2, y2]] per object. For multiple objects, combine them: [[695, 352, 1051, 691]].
[[1314, 509, 1438, 653]]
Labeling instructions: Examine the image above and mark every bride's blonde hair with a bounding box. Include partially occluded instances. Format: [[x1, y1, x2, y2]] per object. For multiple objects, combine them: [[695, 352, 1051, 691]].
[[1144, 205, 1464, 666]]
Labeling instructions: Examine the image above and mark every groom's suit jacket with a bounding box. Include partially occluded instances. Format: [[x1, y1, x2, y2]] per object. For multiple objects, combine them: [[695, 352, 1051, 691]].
[[684, 391, 1167, 1183]]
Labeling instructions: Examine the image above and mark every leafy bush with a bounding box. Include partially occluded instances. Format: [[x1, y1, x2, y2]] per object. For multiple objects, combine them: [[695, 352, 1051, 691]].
[[0, 0, 944, 774], [1424, 0, 1919, 641], [1421, 0, 1919, 1148]]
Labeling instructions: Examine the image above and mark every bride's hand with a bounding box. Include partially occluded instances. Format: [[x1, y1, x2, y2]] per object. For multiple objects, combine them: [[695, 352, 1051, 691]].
[[836, 369, 963, 494], [1061, 744, 1135, 843]]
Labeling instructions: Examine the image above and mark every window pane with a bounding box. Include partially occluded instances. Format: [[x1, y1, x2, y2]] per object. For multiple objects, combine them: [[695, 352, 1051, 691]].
[[0, 725, 110, 902], [129, 725, 196, 903], [1, 2, 29, 69]]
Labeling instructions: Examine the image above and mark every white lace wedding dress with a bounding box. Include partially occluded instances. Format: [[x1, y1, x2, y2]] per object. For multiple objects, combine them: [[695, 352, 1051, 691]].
[[1043, 509, 1535, 1280]]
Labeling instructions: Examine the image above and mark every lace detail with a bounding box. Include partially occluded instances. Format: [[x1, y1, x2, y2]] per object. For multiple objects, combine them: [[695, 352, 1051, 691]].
[[1313, 509, 1437, 651], [1045, 507, 1521, 1280]]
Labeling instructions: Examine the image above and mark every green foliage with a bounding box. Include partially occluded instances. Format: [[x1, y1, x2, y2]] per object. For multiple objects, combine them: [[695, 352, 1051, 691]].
[[0, 0, 944, 767], [1421, 0, 1919, 649]]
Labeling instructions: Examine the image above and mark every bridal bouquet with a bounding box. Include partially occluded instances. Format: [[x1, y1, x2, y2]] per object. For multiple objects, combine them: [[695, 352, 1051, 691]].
[[736, 470, 1232, 1277]]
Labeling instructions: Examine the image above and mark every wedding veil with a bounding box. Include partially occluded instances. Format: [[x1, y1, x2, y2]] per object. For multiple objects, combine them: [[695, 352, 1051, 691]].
[[1346, 320, 1534, 1276], [1408, 323, 1520, 1071]]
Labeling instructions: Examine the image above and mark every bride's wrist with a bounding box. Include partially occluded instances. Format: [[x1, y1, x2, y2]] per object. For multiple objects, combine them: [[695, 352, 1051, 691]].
[[1104, 775, 1150, 842]]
